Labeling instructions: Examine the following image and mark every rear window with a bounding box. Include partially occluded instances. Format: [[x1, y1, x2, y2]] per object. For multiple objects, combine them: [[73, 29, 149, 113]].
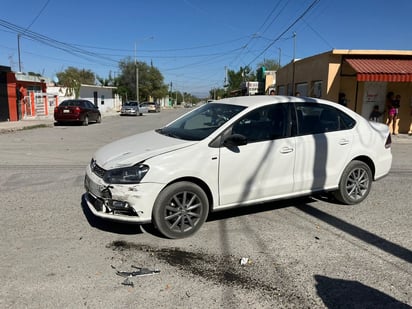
[[294, 103, 356, 135], [124, 102, 138, 106], [59, 100, 82, 107]]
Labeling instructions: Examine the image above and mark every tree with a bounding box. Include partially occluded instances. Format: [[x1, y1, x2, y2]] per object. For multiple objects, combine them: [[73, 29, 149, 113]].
[[56, 67, 95, 98], [209, 87, 226, 100], [97, 71, 115, 86], [140, 65, 169, 101], [117, 57, 168, 102], [257, 59, 281, 71], [226, 66, 255, 94], [28, 72, 42, 77]]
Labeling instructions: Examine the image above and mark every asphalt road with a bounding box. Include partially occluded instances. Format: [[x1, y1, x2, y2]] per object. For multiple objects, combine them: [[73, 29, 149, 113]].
[[0, 109, 411, 308]]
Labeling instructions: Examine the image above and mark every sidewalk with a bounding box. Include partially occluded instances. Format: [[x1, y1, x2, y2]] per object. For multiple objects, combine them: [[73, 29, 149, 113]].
[[0, 110, 119, 134], [0, 117, 54, 134]]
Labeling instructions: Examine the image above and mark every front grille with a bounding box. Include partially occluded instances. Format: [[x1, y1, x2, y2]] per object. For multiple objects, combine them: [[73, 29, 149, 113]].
[[91, 159, 106, 178]]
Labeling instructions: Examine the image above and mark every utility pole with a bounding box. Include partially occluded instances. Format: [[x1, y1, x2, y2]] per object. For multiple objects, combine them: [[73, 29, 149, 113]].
[[17, 34, 22, 72], [278, 48, 281, 68], [134, 37, 154, 102], [291, 32, 296, 95], [170, 82, 173, 106], [134, 42, 139, 101]]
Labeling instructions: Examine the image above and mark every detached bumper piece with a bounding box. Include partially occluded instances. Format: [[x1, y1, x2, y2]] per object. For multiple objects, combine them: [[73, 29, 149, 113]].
[[112, 265, 160, 287], [86, 192, 139, 217], [115, 265, 160, 278]]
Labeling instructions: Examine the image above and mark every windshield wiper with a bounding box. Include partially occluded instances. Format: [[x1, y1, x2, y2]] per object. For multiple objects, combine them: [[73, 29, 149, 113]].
[[156, 128, 180, 139]]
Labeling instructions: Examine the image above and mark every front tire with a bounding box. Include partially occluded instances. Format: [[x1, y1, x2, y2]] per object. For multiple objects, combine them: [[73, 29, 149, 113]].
[[152, 182, 209, 239], [82, 115, 89, 126], [333, 160, 372, 205]]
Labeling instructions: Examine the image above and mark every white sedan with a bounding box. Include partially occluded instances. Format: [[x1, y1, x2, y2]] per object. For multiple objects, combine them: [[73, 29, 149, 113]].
[[84, 96, 392, 238]]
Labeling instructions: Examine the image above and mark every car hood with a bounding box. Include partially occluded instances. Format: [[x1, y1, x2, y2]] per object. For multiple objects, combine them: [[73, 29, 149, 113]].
[[93, 130, 197, 169]]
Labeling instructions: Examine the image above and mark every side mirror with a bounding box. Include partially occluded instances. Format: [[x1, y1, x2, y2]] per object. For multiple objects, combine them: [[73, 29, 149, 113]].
[[223, 134, 247, 147]]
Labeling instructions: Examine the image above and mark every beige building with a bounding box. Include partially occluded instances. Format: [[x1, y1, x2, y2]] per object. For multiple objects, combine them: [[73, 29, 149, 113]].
[[275, 49, 412, 133]]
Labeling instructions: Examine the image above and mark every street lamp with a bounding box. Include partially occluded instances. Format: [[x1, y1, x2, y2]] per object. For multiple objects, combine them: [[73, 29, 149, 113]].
[[134, 36, 154, 102]]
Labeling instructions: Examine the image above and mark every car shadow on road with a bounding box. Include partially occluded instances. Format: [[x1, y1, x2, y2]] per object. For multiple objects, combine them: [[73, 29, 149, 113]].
[[80, 194, 144, 235], [295, 204, 412, 264], [315, 275, 411, 308], [207, 196, 316, 222], [80, 193, 316, 238]]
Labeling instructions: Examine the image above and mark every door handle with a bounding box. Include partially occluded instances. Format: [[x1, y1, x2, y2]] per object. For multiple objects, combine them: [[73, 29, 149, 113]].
[[339, 139, 350, 145], [280, 147, 294, 154]]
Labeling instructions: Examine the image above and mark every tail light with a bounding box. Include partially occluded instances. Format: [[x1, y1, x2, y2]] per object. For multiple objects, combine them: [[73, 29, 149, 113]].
[[385, 134, 392, 149], [74, 107, 81, 114]]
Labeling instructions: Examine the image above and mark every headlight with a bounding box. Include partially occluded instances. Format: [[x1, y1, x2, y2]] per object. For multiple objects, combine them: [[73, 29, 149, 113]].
[[104, 164, 149, 184]]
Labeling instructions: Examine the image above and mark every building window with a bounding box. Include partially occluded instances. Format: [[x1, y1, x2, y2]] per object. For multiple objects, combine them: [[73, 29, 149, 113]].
[[295, 83, 308, 96], [312, 81, 322, 98]]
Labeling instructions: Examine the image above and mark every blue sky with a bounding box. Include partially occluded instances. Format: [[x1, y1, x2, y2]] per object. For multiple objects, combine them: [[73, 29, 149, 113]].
[[1, 0, 411, 97]]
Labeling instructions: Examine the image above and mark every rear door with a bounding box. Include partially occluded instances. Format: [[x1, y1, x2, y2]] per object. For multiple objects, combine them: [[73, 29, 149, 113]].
[[292, 102, 355, 192]]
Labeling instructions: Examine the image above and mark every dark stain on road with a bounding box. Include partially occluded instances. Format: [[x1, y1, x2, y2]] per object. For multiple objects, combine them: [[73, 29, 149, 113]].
[[108, 240, 279, 292]]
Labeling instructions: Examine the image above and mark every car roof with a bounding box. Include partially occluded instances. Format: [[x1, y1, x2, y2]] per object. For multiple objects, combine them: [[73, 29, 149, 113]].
[[213, 95, 363, 123], [214, 95, 335, 107], [60, 99, 91, 106]]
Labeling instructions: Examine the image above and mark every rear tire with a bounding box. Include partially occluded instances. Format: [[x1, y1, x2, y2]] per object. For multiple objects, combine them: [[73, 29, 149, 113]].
[[96, 115, 101, 123], [332, 160, 372, 205], [152, 182, 209, 239]]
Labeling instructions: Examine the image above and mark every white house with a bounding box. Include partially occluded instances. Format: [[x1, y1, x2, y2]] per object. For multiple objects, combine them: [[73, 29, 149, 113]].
[[79, 84, 121, 113], [47, 84, 121, 114]]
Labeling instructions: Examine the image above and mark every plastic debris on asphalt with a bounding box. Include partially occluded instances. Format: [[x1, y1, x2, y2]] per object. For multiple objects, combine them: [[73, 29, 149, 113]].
[[121, 277, 134, 287], [115, 265, 160, 277], [239, 257, 250, 266], [112, 265, 160, 287]]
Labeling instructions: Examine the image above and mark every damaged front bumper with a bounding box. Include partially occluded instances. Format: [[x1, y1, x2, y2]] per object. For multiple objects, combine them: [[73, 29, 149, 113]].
[[84, 164, 162, 223]]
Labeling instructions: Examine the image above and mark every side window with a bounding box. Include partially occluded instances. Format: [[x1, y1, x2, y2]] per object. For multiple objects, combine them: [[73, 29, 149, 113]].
[[85, 101, 96, 109], [232, 104, 287, 143], [295, 103, 356, 135]]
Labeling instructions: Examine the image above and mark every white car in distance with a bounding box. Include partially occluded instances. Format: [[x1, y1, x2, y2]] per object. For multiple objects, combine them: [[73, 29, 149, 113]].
[[120, 101, 148, 116]]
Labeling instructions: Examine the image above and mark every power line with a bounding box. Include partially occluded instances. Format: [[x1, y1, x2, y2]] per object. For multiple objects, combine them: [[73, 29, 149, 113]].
[[69, 35, 250, 53], [302, 18, 334, 49], [0, 18, 118, 65], [246, 0, 321, 67], [23, 0, 51, 33]]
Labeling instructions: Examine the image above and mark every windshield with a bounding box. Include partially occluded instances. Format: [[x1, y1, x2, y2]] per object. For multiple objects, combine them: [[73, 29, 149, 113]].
[[157, 103, 246, 141]]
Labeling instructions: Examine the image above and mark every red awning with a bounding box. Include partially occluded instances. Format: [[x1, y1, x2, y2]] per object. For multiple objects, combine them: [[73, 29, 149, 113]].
[[345, 58, 412, 82]]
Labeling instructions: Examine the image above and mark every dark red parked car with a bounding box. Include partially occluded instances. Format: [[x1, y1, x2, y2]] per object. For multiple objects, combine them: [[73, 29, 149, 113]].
[[54, 99, 101, 126]]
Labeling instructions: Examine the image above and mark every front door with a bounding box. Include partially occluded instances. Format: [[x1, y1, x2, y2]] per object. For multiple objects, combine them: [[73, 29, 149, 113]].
[[217, 104, 296, 207]]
